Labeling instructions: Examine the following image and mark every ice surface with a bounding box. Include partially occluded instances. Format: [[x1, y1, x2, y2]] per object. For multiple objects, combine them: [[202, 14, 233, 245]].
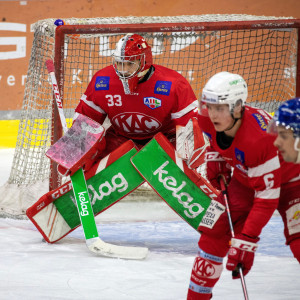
[[0, 149, 299, 300]]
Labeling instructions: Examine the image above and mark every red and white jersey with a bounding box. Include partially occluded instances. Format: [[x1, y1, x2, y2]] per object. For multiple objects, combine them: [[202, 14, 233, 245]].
[[198, 106, 300, 237], [75, 64, 198, 140]]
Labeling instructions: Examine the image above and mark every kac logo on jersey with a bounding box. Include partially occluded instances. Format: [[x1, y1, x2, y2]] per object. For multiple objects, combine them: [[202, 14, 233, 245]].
[[154, 81, 172, 96], [235, 148, 245, 164], [95, 76, 110, 90], [252, 113, 267, 131], [144, 97, 162, 109], [112, 112, 162, 136]]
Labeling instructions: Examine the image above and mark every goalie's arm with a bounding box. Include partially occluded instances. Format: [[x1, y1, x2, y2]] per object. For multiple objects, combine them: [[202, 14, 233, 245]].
[[74, 74, 108, 125]]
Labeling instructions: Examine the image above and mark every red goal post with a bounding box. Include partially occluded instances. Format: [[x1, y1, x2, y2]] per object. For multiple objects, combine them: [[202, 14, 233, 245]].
[[1, 15, 300, 217]]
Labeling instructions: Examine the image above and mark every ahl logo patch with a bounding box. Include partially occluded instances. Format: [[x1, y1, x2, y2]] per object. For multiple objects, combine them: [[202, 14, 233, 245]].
[[144, 97, 162, 109], [95, 76, 110, 90], [154, 81, 172, 95]]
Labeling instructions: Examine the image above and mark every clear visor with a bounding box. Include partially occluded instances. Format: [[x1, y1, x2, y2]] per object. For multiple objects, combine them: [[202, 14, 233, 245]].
[[199, 100, 233, 118], [112, 54, 144, 79], [266, 119, 278, 136], [199, 101, 209, 117], [266, 119, 300, 138]]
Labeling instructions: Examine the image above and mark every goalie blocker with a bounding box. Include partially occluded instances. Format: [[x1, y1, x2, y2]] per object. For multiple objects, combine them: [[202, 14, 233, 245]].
[[45, 114, 106, 176]]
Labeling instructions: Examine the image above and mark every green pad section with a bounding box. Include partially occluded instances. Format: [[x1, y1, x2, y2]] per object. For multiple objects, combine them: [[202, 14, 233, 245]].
[[131, 139, 211, 230], [54, 148, 144, 229], [71, 169, 99, 240]]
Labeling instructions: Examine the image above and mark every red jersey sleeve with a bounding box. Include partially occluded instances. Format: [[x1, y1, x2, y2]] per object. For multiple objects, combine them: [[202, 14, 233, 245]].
[[242, 135, 280, 238], [170, 76, 198, 126], [75, 74, 107, 125]]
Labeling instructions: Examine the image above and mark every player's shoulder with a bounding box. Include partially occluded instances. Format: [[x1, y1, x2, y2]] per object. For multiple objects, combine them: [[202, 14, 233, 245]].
[[239, 106, 277, 164], [242, 106, 272, 134], [153, 64, 186, 81], [241, 107, 274, 145], [93, 65, 116, 77], [89, 65, 120, 91]]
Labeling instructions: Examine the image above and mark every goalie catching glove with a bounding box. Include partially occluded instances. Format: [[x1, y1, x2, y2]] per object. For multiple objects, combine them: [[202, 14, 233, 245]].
[[226, 233, 259, 279], [205, 146, 232, 190]]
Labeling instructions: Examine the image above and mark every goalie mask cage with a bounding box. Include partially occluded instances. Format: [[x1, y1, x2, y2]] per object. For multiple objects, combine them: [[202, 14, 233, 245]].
[[1, 14, 299, 217]]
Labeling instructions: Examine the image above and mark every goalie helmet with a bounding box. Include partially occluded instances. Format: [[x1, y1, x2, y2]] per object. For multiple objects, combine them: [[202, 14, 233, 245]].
[[267, 98, 300, 137], [200, 71, 248, 115], [112, 34, 152, 95]]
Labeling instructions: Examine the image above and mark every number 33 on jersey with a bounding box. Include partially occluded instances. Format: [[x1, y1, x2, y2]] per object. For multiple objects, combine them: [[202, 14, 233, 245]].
[[75, 64, 198, 140]]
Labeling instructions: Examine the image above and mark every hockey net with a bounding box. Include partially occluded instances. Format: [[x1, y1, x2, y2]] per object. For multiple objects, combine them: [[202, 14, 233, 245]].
[[1, 14, 299, 217]]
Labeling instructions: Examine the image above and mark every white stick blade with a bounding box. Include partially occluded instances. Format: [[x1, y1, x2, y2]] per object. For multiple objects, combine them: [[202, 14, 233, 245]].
[[87, 238, 148, 260]]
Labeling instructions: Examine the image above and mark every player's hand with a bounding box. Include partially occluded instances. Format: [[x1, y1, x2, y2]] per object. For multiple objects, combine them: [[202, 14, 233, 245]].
[[57, 146, 101, 176], [226, 233, 259, 279], [205, 147, 231, 190]]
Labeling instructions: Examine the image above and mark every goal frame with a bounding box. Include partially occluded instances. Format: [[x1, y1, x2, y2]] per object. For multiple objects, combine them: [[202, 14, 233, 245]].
[[1, 15, 300, 218], [52, 19, 300, 190]]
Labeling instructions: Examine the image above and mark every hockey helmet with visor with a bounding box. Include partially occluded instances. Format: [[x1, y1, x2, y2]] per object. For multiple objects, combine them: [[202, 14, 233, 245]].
[[200, 71, 248, 117], [267, 98, 300, 138], [112, 34, 152, 95]]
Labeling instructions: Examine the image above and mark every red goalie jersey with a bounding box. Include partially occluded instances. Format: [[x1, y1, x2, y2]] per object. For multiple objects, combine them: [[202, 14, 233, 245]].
[[198, 105, 300, 237], [75, 65, 198, 140]]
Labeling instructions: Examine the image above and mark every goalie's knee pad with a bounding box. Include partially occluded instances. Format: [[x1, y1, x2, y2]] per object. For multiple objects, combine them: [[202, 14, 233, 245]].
[[187, 248, 223, 300]]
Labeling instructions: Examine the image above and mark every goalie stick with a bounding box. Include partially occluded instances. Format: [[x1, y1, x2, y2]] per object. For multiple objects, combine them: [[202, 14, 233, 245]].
[[45, 59, 148, 259]]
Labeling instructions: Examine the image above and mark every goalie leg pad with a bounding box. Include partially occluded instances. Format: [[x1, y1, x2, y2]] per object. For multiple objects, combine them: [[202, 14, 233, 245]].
[[85, 126, 131, 176], [131, 132, 222, 233], [27, 140, 144, 243]]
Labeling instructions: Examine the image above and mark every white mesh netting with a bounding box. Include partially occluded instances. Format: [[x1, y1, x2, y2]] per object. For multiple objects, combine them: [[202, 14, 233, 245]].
[[0, 14, 298, 217]]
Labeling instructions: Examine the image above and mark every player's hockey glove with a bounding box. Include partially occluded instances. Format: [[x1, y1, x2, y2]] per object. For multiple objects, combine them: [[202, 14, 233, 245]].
[[226, 233, 259, 279], [205, 147, 232, 190]]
